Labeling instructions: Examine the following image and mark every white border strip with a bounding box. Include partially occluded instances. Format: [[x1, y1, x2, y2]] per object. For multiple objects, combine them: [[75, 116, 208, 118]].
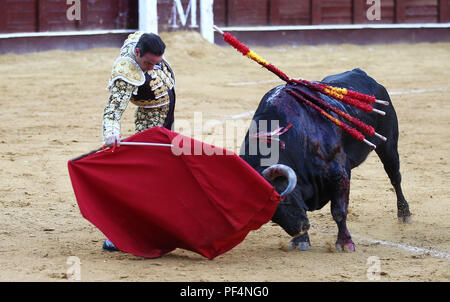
[[220, 23, 450, 32], [205, 110, 255, 127], [3, 23, 449, 39], [352, 234, 450, 260], [228, 79, 282, 86], [390, 87, 450, 95], [0, 29, 136, 39], [311, 224, 450, 259]]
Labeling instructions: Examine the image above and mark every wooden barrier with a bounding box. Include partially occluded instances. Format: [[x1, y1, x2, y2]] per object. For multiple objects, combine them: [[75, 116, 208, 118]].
[[1, 0, 448, 34]]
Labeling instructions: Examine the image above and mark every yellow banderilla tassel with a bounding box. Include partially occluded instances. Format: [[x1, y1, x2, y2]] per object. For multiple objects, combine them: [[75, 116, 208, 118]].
[[331, 87, 348, 95], [246, 51, 269, 66], [324, 88, 344, 100]]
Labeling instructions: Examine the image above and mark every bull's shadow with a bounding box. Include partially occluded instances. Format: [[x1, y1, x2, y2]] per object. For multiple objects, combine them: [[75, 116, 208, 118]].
[[239, 68, 412, 252]]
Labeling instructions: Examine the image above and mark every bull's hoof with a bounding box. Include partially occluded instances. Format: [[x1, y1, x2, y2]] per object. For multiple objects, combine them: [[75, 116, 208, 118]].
[[296, 242, 310, 251], [288, 233, 311, 251], [335, 242, 355, 252], [398, 215, 412, 224], [288, 241, 310, 251]]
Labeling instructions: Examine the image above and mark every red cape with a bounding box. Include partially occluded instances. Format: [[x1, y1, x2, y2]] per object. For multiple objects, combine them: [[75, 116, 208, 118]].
[[68, 127, 280, 259]]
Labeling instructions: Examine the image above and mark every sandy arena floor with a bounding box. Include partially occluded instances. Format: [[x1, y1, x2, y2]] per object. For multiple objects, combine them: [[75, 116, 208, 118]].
[[0, 32, 449, 281]]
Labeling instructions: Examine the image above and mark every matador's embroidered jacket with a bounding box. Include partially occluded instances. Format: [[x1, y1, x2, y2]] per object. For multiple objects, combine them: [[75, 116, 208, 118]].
[[102, 32, 176, 143]]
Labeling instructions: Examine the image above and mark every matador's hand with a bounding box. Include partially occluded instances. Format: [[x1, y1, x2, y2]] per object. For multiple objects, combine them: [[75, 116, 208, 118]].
[[104, 134, 121, 149]]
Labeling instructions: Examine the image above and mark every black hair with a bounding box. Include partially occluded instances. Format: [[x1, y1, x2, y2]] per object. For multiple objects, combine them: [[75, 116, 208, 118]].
[[136, 33, 166, 57]]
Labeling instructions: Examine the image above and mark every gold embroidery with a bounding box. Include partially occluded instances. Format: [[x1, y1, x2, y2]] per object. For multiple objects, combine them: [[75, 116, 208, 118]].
[[109, 57, 145, 87], [124, 31, 144, 46], [103, 79, 134, 140], [145, 61, 174, 101], [135, 103, 170, 132], [149, 77, 163, 90], [130, 94, 170, 107], [154, 86, 169, 99], [106, 32, 148, 91]]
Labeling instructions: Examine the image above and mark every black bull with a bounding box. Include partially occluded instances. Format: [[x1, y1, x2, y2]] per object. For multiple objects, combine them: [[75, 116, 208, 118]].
[[240, 68, 412, 252]]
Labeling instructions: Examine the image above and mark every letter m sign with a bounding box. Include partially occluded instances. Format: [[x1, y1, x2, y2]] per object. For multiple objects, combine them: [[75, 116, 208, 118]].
[[171, 0, 198, 28]]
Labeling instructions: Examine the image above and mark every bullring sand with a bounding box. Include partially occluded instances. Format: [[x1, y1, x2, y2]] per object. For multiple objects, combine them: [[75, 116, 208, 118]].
[[0, 32, 449, 281]]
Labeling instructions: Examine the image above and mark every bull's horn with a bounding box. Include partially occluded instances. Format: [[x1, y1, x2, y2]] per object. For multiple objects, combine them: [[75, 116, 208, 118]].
[[262, 164, 297, 197]]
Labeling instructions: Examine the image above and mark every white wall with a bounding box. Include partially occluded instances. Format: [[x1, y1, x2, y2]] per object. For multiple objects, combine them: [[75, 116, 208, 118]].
[[200, 0, 214, 43], [139, 0, 158, 34]]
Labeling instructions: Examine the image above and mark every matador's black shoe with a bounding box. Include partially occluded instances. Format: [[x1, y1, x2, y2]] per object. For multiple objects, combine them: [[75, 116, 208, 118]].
[[102, 239, 120, 252]]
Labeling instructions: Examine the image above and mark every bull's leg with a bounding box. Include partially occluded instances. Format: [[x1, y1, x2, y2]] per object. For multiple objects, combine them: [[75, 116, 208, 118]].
[[330, 168, 355, 252], [289, 232, 311, 251], [375, 141, 412, 223]]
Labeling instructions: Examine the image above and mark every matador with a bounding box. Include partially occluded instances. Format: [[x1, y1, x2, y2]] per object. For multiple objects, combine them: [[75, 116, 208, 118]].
[[102, 31, 176, 148]]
